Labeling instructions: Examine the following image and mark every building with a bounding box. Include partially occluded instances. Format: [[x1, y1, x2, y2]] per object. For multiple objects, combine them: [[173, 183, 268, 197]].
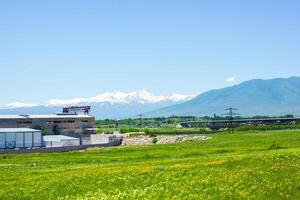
[[81, 134, 123, 145], [0, 114, 96, 135], [0, 128, 42, 149], [43, 135, 80, 147]]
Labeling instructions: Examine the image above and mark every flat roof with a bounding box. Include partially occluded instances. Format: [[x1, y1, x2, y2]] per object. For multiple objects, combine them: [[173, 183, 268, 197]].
[[0, 114, 93, 120], [29, 114, 93, 119], [0, 115, 27, 119], [0, 128, 41, 133], [43, 135, 79, 141]]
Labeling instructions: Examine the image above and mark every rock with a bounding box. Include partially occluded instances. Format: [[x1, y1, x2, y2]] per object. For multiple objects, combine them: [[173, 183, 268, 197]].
[[122, 135, 211, 146]]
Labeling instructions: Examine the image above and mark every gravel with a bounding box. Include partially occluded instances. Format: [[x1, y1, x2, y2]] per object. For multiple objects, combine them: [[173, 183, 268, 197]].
[[122, 135, 211, 146]]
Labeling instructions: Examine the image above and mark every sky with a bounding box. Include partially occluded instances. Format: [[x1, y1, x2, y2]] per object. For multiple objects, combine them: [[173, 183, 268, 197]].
[[0, 0, 299, 105]]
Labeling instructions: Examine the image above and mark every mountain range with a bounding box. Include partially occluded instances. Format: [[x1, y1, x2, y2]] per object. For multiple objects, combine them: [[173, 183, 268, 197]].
[[147, 77, 300, 117], [0, 90, 194, 119], [1, 77, 300, 118]]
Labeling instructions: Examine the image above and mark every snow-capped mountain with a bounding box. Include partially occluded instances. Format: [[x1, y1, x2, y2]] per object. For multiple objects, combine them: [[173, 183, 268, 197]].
[[0, 90, 195, 119]]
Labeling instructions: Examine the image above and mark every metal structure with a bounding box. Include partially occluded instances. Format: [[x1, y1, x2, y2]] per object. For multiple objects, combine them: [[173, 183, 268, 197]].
[[222, 108, 240, 133], [222, 108, 240, 120], [62, 106, 91, 115], [180, 117, 300, 129], [0, 128, 42, 149], [137, 114, 144, 127], [115, 119, 119, 130]]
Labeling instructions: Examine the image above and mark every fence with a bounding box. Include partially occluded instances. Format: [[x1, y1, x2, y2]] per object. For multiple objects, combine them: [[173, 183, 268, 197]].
[[0, 140, 121, 154]]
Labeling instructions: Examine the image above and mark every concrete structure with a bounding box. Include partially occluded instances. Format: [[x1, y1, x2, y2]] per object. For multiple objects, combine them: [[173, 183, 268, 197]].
[[90, 134, 117, 144], [81, 134, 123, 145], [43, 135, 80, 147], [180, 117, 300, 129], [0, 114, 96, 135], [0, 128, 42, 149]]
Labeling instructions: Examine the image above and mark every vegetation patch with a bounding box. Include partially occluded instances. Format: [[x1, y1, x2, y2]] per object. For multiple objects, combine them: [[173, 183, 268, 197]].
[[268, 141, 281, 150], [0, 130, 300, 199]]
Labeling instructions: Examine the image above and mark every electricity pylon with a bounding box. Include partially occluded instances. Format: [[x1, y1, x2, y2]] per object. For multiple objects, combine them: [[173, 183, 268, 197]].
[[222, 108, 240, 133]]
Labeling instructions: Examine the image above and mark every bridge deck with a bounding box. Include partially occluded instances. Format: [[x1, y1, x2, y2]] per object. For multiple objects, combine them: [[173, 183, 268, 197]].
[[180, 117, 300, 128]]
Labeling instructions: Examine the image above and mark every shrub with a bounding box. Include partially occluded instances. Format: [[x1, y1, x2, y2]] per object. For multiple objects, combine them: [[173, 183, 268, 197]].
[[34, 125, 47, 135], [268, 141, 281, 150], [149, 134, 157, 137], [52, 125, 60, 135], [120, 128, 140, 133], [143, 154, 151, 159], [155, 166, 165, 172], [152, 137, 158, 144]]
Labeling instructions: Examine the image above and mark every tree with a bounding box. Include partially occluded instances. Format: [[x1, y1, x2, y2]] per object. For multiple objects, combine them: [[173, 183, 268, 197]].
[[34, 125, 47, 135], [52, 125, 60, 135]]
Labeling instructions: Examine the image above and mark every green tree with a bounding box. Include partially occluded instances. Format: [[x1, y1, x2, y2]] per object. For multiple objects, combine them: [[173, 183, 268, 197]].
[[52, 125, 60, 135]]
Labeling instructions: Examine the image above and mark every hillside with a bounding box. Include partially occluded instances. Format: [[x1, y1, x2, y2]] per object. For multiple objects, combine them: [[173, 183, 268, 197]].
[[147, 77, 300, 117]]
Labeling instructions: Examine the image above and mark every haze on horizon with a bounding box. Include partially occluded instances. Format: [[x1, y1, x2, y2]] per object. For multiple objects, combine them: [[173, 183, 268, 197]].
[[1, 0, 300, 105]]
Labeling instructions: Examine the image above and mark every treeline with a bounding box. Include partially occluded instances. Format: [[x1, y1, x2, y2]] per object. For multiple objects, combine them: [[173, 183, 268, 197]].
[[97, 116, 203, 128], [97, 114, 296, 128], [118, 127, 211, 134]]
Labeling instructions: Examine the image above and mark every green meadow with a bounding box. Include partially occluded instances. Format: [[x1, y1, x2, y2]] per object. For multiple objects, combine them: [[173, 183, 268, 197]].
[[0, 130, 300, 200]]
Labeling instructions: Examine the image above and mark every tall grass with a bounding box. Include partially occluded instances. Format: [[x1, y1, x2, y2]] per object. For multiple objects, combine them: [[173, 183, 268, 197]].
[[0, 130, 300, 199]]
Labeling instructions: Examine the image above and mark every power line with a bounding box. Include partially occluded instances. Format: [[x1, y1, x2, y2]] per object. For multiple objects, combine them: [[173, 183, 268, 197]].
[[223, 107, 240, 120], [222, 107, 240, 133], [137, 114, 144, 128]]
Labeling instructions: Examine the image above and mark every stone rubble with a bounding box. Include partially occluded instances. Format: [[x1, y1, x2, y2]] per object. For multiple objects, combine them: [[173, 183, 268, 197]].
[[122, 135, 211, 146]]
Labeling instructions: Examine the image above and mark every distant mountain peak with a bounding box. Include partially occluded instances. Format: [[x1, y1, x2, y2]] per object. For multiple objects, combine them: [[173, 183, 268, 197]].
[[3, 77, 299, 118], [3, 102, 40, 109], [1, 90, 195, 109], [146, 77, 300, 117]]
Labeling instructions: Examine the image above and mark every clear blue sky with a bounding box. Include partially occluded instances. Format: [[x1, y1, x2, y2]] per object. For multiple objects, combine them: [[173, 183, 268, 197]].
[[0, 0, 299, 104]]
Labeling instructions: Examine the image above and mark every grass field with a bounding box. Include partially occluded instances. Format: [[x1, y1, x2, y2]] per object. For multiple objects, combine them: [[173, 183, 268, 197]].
[[0, 130, 300, 200]]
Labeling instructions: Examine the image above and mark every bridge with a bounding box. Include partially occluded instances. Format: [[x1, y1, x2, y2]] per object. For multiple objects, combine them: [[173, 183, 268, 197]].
[[180, 117, 300, 129]]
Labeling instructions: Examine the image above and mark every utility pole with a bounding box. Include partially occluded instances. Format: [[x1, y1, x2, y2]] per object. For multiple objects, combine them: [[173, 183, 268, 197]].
[[213, 113, 217, 120], [115, 119, 119, 131], [222, 108, 240, 133], [137, 114, 144, 128]]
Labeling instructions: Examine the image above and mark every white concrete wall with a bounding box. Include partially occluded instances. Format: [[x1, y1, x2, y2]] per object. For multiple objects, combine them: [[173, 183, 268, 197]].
[[44, 139, 80, 147], [90, 134, 116, 145]]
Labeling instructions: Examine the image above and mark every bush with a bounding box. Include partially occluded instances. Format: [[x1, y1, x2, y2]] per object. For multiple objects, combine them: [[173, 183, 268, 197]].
[[155, 166, 165, 172], [149, 134, 157, 138], [52, 125, 60, 135], [152, 137, 158, 144], [34, 125, 47, 135], [120, 128, 140, 133], [144, 128, 150, 134], [268, 141, 281, 150], [143, 154, 151, 159]]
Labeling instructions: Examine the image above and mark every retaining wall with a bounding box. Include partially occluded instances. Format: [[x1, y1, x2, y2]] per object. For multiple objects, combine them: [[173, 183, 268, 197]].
[[0, 141, 121, 154]]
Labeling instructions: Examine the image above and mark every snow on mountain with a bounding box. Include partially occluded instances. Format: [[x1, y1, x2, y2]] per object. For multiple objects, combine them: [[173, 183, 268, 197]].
[[3, 102, 40, 109], [1, 90, 195, 109]]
